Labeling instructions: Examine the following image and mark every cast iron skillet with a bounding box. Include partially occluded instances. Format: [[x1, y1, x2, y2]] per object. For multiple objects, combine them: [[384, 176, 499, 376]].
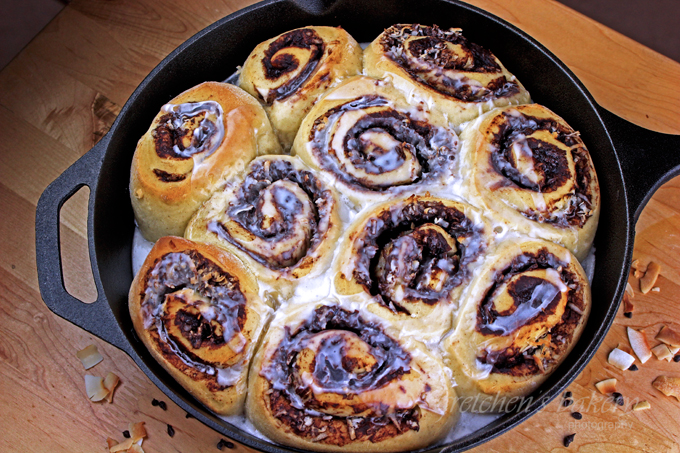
[[35, 0, 680, 451]]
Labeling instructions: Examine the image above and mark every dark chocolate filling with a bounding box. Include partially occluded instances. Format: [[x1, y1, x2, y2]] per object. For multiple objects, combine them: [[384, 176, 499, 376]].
[[260, 28, 325, 104], [309, 95, 457, 191], [212, 158, 333, 270], [153, 168, 187, 182], [489, 111, 594, 227], [261, 306, 421, 443], [141, 250, 248, 388], [350, 199, 485, 314], [152, 110, 220, 159], [475, 248, 585, 376], [379, 24, 521, 102]]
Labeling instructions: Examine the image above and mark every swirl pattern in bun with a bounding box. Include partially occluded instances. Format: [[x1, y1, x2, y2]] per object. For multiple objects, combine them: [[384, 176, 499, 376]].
[[364, 24, 531, 126], [247, 301, 458, 452], [294, 76, 460, 207], [239, 26, 363, 150], [129, 237, 269, 415], [444, 240, 591, 411], [185, 155, 342, 295], [130, 82, 281, 242], [334, 195, 491, 338], [460, 104, 600, 260]]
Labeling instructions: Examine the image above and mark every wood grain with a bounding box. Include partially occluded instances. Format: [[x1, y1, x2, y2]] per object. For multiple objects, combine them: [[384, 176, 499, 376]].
[[0, 0, 679, 452]]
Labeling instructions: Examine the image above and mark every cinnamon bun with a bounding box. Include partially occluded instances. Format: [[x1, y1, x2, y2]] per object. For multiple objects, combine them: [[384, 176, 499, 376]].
[[334, 195, 491, 339], [460, 104, 600, 260], [129, 237, 269, 415], [130, 82, 281, 242], [364, 24, 531, 126], [185, 155, 342, 295], [444, 240, 591, 411], [239, 26, 363, 150], [293, 76, 460, 207], [247, 301, 458, 452]]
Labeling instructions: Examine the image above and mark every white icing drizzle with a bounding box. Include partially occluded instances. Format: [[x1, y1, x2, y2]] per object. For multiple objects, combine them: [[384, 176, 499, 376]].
[[160, 101, 225, 161]]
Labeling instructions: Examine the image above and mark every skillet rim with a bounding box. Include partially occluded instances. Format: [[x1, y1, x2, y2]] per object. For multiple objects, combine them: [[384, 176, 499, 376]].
[[88, 0, 632, 451]]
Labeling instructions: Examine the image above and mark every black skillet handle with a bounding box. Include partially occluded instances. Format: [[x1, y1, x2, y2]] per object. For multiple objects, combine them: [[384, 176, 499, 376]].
[[35, 137, 129, 352], [597, 106, 680, 224]]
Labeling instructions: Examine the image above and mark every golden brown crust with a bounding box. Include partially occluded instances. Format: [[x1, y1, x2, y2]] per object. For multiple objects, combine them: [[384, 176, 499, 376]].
[[246, 302, 458, 452], [460, 103, 600, 260], [129, 236, 269, 415], [239, 26, 363, 150], [444, 240, 591, 411], [130, 82, 281, 242], [185, 155, 342, 296], [293, 76, 461, 208], [364, 24, 531, 126]]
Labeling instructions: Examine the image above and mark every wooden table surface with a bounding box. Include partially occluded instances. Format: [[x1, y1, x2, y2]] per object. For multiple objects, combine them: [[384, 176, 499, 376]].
[[1, 0, 679, 452]]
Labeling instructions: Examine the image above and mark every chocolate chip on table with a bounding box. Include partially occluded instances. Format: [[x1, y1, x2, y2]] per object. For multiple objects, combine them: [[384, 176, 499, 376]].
[[563, 433, 576, 447], [563, 399, 573, 407], [674, 355, 680, 363], [628, 364, 639, 371], [571, 412, 582, 420], [624, 312, 633, 318], [563, 391, 572, 398], [612, 392, 625, 406], [122, 430, 130, 438], [167, 424, 175, 437], [158, 400, 168, 411], [186, 412, 194, 419], [217, 439, 235, 450], [151, 398, 159, 407]]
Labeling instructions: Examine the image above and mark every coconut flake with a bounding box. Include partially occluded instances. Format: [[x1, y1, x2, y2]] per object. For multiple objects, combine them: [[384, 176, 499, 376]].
[[625, 282, 635, 298], [622, 293, 634, 314], [109, 438, 134, 452], [129, 422, 147, 442], [652, 344, 673, 361], [608, 348, 636, 370], [616, 342, 633, 355], [652, 376, 680, 401], [85, 375, 108, 402], [628, 327, 652, 363], [104, 372, 120, 403], [76, 344, 103, 370], [632, 401, 651, 411], [640, 262, 661, 294], [128, 443, 145, 453], [595, 378, 617, 394], [656, 326, 680, 347], [568, 303, 583, 315]]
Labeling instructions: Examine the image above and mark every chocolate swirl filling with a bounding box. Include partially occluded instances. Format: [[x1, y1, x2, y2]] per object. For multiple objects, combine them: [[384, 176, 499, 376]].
[[379, 24, 521, 102], [259, 28, 325, 104], [209, 158, 334, 270], [140, 251, 247, 389], [150, 101, 225, 182], [350, 199, 485, 314], [261, 306, 421, 445], [475, 248, 585, 377], [309, 95, 458, 191], [153, 101, 225, 160], [490, 111, 595, 227]]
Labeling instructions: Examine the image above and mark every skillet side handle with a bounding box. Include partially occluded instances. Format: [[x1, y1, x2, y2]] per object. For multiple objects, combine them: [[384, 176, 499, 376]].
[[35, 137, 129, 352], [597, 106, 680, 224]]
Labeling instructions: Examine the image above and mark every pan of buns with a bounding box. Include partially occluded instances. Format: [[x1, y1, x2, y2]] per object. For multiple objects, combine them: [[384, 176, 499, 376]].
[[35, 0, 680, 452]]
